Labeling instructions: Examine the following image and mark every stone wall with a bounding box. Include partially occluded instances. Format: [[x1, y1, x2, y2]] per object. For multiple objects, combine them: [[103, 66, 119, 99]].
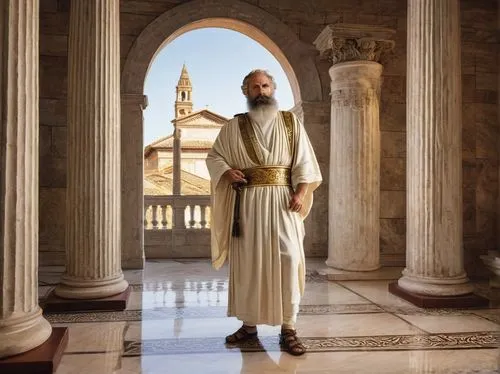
[[39, 0, 70, 265], [460, 0, 499, 275], [38, 0, 498, 276]]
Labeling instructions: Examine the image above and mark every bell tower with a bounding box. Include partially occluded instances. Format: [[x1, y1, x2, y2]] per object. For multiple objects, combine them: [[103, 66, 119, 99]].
[[175, 64, 193, 119]]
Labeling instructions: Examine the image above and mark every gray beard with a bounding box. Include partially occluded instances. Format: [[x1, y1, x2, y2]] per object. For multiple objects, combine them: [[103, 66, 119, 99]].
[[248, 104, 279, 126], [247, 95, 279, 125]]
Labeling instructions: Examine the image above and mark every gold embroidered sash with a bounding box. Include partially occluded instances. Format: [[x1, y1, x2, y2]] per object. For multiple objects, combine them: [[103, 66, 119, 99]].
[[281, 111, 294, 154], [242, 166, 291, 188], [237, 111, 295, 166], [237, 114, 262, 164]]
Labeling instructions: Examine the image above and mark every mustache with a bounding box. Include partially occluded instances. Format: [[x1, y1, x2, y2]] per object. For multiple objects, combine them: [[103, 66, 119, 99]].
[[248, 94, 277, 109]]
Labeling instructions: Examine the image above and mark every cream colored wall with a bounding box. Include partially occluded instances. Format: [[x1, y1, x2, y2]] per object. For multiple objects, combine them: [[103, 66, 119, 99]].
[[180, 152, 210, 180], [156, 150, 210, 180], [180, 127, 220, 141]]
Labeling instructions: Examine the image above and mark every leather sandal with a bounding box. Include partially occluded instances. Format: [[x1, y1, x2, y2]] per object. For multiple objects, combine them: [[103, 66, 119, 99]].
[[279, 329, 306, 356], [225, 325, 258, 344]]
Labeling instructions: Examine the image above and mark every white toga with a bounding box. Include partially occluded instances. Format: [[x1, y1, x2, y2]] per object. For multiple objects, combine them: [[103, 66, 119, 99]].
[[206, 111, 322, 325]]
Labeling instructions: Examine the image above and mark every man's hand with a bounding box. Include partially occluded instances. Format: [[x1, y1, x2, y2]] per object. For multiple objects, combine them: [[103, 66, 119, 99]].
[[289, 192, 304, 212], [289, 183, 308, 212], [223, 169, 247, 185]]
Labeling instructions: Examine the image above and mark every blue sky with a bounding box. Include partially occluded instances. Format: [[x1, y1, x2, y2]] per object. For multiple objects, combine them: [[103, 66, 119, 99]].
[[143, 28, 294, 145]]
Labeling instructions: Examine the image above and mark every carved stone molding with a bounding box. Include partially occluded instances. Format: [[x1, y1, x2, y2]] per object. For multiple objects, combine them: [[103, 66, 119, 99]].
[[314, 24, 395, 65], [331, 88, 378, 109]]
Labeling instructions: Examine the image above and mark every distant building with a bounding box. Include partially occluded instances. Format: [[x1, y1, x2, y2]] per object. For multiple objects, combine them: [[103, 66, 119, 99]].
[[144, 65, 228, 194]]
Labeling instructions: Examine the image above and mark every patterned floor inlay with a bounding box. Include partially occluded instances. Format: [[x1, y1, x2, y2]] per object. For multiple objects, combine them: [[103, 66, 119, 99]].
[[122, 331, 500, 356], [43, 304, 384, 323], [382, 306, 478, 316], [44, 305, 500, 324]]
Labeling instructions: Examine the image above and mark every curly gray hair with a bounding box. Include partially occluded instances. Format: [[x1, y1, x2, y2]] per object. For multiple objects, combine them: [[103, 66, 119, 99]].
[[240, 69, 277, 96]]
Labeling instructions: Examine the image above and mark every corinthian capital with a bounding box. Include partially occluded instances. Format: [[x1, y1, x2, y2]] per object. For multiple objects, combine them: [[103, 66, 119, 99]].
[[314, 24, 395, 65]]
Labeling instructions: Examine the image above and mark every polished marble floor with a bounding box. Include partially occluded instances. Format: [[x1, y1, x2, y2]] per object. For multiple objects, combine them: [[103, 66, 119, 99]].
[[38, 259, 500, 374]]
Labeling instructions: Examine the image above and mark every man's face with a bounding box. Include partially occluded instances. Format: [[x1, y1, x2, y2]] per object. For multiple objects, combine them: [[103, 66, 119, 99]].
[[247, 73, 276, 109], [247, 73, 274, 101]]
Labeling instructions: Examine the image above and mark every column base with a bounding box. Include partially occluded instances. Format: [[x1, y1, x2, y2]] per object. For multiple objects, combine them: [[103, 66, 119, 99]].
[[54, 274, 129, 299], [43, 286, 131, 313], [0, 309, 52, 358], [388, 282, 489, 308], [325, 258, 381, 272], [398, 272, 474, 296], [0, 327, 68, 374]]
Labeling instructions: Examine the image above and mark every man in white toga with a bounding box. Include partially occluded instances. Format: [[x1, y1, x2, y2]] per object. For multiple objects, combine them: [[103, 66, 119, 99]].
[[206, 69, 322, 356]]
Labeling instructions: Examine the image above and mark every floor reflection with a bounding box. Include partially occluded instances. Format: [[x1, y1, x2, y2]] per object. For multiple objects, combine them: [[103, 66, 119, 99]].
[[37, 260, 500, 374], [237, 339, 299, 373]]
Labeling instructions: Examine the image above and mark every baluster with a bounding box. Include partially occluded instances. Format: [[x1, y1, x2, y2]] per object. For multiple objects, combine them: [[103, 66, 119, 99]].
[[151, 205, 159, 229], [189, 205, 196, 228], [195, 205, 202, 228], [200, 205, 207, 228], [144, 205, 149, 229], [167, 205, 173, 229], [206, 206, 211, 228], [181, 205, 188, 229], [161, 205, 168, 229]]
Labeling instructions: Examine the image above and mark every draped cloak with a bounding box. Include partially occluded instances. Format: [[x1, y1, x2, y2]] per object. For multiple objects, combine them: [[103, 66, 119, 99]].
[[206, 111, 322, 325]]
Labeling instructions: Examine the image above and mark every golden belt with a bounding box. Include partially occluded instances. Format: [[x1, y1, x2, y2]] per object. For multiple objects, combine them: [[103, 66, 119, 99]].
[[231, 166, 291, 237], [241, 166, 291, 187]]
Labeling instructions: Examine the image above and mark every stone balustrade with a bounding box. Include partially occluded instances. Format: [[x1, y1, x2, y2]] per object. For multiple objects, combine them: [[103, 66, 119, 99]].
[[143, 195, 212, 258], [144, 195, 211, 230]]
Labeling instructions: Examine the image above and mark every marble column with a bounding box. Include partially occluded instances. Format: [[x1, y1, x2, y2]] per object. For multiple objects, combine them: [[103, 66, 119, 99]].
[[314, 24, 395, 271], [0, 0, 52, 358], [55, 0, 129, 299], [398, 0, 472, 296]]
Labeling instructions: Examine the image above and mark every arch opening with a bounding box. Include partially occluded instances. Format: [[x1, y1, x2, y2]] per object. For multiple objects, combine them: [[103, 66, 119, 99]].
[[120, 0, 323, 269], [143, 18, 302, 105]]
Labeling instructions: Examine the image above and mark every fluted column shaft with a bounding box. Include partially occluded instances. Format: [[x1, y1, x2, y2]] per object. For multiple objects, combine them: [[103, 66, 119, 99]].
[[326, 61, 382, 271], [399, 0, 472, 296], [55, 0, 128, 299], [0, 0, 52, 358]]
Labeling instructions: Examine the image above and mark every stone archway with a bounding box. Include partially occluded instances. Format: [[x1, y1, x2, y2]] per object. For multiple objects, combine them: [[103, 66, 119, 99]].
[[120, 0, 323, 268]]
